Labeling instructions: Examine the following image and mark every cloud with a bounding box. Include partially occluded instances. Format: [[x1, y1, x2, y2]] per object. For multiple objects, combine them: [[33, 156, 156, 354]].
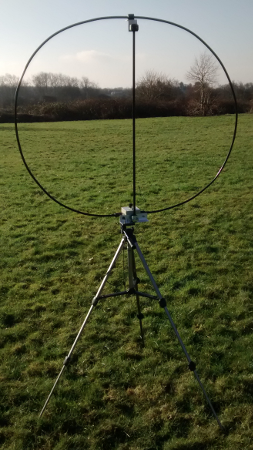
[[60, 50, 116, 64]]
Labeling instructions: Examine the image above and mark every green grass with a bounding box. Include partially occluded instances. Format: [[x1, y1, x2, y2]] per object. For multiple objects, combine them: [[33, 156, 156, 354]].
[[1, 115, 253, 449]]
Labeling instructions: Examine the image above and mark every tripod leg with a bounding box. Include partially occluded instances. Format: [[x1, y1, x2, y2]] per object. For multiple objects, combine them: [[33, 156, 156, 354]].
[[135, 293, 144, 346], [163, 306, 224, 430], [134, 240, 224, 430], [127, 242, 144, 345], [39, 235, 126, 417], [39, 304, 94, 418]]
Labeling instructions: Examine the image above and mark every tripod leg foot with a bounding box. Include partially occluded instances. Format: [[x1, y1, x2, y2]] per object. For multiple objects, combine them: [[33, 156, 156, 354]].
[[194, 370, 224, 431]]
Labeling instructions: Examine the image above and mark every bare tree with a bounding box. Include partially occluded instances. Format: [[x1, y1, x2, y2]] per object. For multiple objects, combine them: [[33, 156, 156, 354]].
[[79, 76, 98, 98], [0, 74, 20, 107], [32, 72, 81, 102], [0, 73, 19, 86], [32, 72, 79, 89], [136, 71, 176, 101], [187, 52, 218, 115]]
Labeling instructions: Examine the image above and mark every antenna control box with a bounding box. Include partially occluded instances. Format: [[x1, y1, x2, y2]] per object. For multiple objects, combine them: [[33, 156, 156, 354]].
[[119, 206, 148, 225]]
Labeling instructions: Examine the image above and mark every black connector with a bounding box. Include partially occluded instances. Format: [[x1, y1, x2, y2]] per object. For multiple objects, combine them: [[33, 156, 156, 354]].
[[159, 298, 167, 308], [128, 14, 139, 32], [137, 313, 144, 320], [188, 361, 196, 371], [127, 287, 135, 295]]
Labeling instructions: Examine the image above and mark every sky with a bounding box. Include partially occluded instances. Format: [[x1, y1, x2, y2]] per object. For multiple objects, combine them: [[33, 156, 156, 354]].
[[1, 0, 252, 88]]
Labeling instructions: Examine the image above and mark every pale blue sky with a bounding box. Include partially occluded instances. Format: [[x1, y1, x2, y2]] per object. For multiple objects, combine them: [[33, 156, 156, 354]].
[[1, 0, 252, 87]]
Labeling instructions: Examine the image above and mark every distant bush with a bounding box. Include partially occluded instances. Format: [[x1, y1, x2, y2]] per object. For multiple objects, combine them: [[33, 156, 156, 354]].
[[1, 93, 252, 124], [10, 97, 189, 123], [1, 70, 252, 122]]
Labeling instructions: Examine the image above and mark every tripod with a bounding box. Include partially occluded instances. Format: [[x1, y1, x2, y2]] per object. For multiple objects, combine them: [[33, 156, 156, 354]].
[[39, 224, 224, 430]]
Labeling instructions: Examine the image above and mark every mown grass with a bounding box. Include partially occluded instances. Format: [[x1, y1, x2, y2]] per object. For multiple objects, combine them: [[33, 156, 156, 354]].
[[0, 115, 253, 449]]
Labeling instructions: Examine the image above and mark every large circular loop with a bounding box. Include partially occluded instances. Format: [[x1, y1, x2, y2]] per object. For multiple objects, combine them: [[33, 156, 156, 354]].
[[14, 16, 238, 217]]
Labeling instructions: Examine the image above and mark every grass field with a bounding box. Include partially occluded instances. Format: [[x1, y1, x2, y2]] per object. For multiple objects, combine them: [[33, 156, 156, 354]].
[[1, 114, 253, 449]]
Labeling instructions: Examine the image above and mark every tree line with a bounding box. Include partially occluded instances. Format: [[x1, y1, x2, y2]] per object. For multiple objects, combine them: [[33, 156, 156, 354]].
[[0, 53, 252, 122]]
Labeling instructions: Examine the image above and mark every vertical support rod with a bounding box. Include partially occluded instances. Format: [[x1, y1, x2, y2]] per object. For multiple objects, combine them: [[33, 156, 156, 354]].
[[132, 30, 136, 215]]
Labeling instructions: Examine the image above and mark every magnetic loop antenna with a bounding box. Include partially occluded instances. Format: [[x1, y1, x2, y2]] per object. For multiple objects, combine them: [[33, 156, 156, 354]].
[[15, 15, 238, 217], [17, 15, 238, 429]]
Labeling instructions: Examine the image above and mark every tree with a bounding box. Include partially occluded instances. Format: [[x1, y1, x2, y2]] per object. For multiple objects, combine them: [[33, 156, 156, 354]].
[[0, 74, 20, 107], [79, 77, 99, 99], [32, 72, 79, 89], [186, 52, 218, 115], [136, 71, 176, 102], [32, 72, 81, 102]]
